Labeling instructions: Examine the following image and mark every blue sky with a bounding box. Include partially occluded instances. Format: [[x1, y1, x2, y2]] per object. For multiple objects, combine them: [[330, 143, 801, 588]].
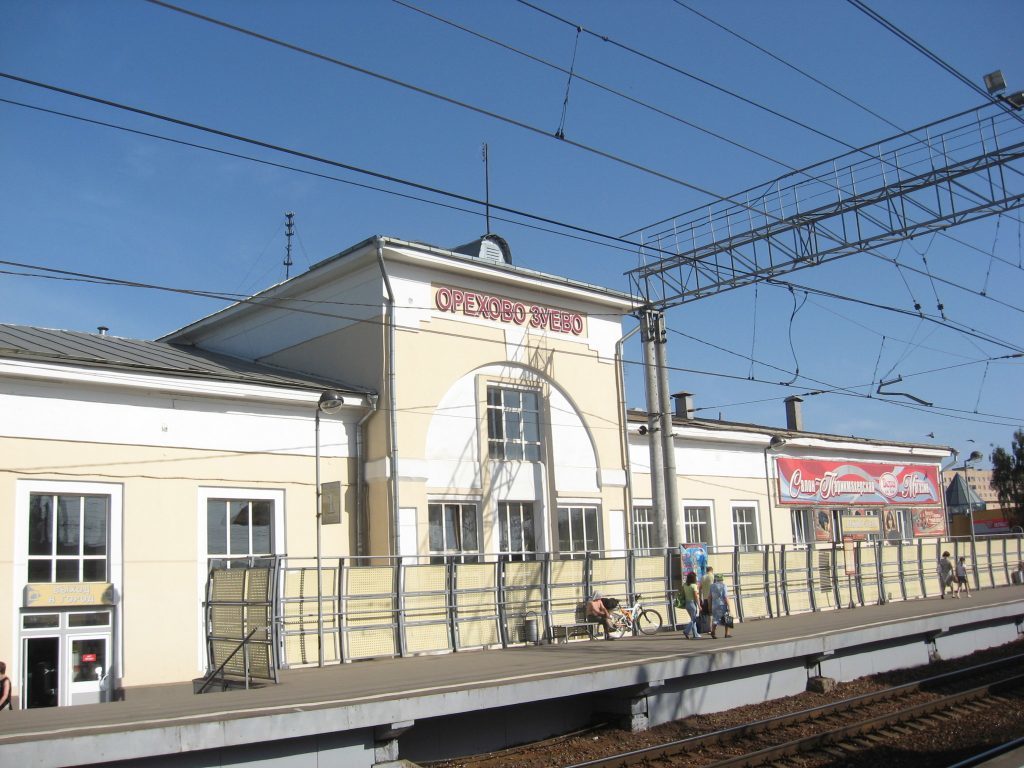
[[1, 1, 1022, 463]]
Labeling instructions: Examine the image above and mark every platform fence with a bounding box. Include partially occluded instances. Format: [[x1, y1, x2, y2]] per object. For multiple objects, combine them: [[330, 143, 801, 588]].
[[231, 535, 1024, 668]]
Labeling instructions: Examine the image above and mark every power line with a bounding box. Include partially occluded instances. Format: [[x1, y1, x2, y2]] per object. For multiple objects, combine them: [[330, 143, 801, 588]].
[[669, 0, 902, 132], [515, 0, 860, 150], [6, 92, 1021, 365], [3, 254, 1020, 427], [389, 0, 799, 171], [846, 0, 1024, 127], [138, 1, 761, 212], [768, 279, 1023, 355], [0, 87, 671, 263]]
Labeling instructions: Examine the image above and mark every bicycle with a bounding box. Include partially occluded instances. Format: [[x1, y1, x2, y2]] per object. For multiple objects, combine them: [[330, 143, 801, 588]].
[[609, 594, 663, 637]]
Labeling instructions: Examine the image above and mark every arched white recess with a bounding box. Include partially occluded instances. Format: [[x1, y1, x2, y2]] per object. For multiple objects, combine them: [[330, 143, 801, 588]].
[[423, 363, 599, 494]]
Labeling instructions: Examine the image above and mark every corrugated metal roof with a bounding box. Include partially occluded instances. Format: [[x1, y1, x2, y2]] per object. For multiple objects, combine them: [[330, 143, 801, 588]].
[[0, 324, 368, 395]]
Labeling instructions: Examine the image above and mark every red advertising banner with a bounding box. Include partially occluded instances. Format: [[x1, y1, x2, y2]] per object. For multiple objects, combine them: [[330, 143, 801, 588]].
[[776, 458, 941, 507], [911, 508, 947, 536]]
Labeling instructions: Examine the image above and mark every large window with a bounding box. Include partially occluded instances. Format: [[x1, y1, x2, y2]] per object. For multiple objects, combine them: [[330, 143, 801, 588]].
[[28, 494, 109, 583], [732, 505, 759, 551], [486, 386, 542, 461], [633, 506, 655, 554], [498, 502, 536, 560], [428, 502, 480, 562], [206, 499, 274, 561], [683, 505, 712, 546], [557, 505, 600, 557]]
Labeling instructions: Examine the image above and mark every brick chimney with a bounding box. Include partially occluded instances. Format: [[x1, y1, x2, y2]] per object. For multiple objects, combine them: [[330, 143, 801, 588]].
[[785, 395, 803, 431], [672, 391, 694, 419]]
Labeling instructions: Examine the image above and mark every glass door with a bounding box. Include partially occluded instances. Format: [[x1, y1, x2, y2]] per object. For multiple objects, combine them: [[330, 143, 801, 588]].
[[68, 635, 108, 705], [23, 637, 59, 708]]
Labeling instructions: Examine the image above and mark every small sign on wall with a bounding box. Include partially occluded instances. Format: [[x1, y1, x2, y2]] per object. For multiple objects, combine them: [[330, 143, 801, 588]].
[[24, 582, 115, 607], [321, 480, 342, 525]]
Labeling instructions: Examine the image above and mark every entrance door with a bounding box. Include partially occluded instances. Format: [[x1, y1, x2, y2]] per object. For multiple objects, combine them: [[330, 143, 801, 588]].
[[68, 636, 108, 705], [24, 637, 59, 708]]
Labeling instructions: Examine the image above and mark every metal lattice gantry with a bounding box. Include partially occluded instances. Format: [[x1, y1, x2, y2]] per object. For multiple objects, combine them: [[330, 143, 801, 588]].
[[626, 102, 1024, 309]]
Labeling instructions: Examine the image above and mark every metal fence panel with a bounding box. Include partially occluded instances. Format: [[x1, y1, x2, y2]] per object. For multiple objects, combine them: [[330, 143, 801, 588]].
[[454, 562, 500, 649], [735, 550, 770, 620], [860, 545, 880, 605], [781, 547, 813, 614], [879, 542, 903, 602], [343, 565, 398, 661], [502, 560, 545, 644], [402, 564, 450, 654]]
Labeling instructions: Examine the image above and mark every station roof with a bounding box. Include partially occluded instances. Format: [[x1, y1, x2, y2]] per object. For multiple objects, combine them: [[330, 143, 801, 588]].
[[626, 408, 953, 455], [0, 323, 368, 395]]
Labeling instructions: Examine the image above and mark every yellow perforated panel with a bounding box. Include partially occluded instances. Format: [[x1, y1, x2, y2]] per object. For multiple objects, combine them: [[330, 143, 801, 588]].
[[344, 566, 397, 660], [454, 563, 499, 648], [403, 564, 450, 654]]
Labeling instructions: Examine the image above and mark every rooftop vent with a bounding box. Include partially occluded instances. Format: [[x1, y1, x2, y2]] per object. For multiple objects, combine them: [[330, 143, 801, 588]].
[[452, 234, 512, 265]]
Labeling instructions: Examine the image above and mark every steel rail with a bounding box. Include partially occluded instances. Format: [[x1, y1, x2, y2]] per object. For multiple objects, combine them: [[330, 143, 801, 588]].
[[562, 653, 1024, 768]]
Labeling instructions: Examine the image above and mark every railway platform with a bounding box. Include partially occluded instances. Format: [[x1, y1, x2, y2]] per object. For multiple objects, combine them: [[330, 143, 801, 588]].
[[1, 586, 1022, 768]]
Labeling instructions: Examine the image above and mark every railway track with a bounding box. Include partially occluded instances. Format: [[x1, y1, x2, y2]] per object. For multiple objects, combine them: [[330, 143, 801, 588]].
[[563, 654, 1024, 768]]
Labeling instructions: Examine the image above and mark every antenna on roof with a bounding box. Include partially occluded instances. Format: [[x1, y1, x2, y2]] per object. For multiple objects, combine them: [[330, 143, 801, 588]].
[[481, 143, 491, 234], [284, 212, 295, 279]]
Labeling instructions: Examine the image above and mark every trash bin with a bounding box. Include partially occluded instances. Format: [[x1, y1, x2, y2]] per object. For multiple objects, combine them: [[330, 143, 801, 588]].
[[523, 612, 539, 645]]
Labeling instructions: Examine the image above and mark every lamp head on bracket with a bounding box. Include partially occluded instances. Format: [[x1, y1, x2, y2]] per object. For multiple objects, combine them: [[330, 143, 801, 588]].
[[317, 389, 346, 415], [768, 435, 787, 450]]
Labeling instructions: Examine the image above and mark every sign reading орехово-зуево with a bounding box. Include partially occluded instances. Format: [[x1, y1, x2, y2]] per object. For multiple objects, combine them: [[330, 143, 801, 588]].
[[434, 285, 585, 335], [775, 458, 941, 507]]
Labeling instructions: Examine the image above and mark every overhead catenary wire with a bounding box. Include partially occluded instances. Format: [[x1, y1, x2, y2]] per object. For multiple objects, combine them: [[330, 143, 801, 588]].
[[669, 0, 902, 133], [388, 0, 803, 171], [845, 0, 1024, 127], [135, 1, 777, 219], [4, 94, 1020, 354], [515, 0, 861, 151], [2, 255, 1021, 428], [8, 92, 1021, 350]]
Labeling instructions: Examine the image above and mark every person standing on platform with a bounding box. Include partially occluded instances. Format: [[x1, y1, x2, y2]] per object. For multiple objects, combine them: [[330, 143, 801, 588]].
[[954, 556, 972, 598], [709, 573, 732, 639], [938, 551, 955, 598], [676, 572, 702, 639], [0, 661, 12, 711], [700, 566, 714, 635]]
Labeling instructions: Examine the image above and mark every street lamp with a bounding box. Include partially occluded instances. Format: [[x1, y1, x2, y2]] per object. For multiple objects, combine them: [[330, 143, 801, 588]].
[[315, 389, 346, 666], [963, 449, 984, 550], [763, 435, 786, 617]]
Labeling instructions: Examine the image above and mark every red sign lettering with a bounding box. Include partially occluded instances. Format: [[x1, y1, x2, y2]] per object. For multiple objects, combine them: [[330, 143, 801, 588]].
[[435, 285, 584, 335]]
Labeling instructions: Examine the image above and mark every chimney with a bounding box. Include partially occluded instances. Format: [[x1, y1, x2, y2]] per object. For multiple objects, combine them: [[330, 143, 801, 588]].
[[97, 326, 109, 336], [672, 391, 694, 419], [785, 395, 803, 431]]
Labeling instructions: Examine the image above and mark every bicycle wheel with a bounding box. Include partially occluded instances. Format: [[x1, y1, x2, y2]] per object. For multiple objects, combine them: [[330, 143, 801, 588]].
[[636, 608, 662, 635], [609, 611, 629, 638]]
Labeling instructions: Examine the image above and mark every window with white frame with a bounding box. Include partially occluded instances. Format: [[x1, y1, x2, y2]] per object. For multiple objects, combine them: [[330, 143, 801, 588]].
[[206, 498, 275, 565], [633, 506, 654, 553], [557, 505, 600, 558], [498, 501, 536, 560], [683, 505, 712, 546], [428, 502, 480, 562], [486, 386, 542, 461], [732, 505, 759, 551], [791, 509, 809, 544], [27, 493, 109, 583]]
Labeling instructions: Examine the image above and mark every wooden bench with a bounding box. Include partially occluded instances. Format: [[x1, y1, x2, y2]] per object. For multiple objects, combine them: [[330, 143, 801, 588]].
[[550, 603, 597, 643]]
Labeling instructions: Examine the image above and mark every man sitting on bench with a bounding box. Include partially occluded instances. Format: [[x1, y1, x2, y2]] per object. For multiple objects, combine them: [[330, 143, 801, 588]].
[[586, 594, 618, 641]]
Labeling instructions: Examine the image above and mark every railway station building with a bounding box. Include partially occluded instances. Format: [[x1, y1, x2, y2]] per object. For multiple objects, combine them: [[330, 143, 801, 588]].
[[0, 233, 955, 709]]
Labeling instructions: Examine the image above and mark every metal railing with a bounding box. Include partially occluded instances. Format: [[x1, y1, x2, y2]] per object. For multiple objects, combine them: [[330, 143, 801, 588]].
[[253, 536, 1024, 668]]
